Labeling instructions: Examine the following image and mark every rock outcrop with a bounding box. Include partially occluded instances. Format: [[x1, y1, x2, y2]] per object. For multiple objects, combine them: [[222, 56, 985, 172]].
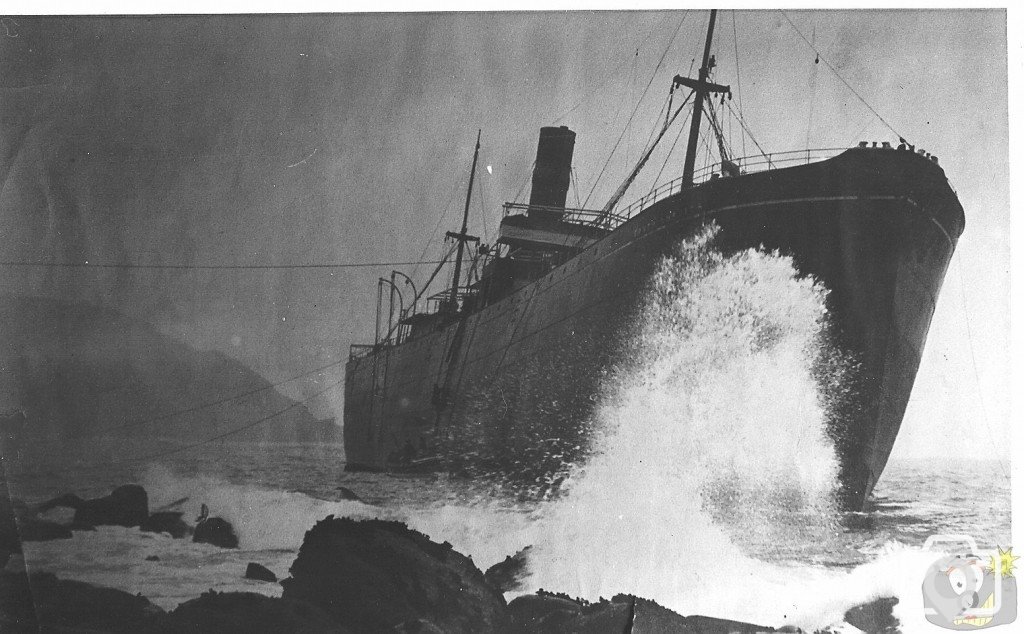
[[508, 591, 782, 633], [842, 596, 900, 633], [0, 493, 72, 550], [76, 485, 149, 527], [281, 516, 510, 633], [148, 590, 342, 634], [245, 562, 278, 583], [484, 546, 532, 593], [335, 486, 362, 502], [37, 484, 149, 528], [0, 571, 164, 632], [12, 517, 73, 542], [0, 509, 899, 634]]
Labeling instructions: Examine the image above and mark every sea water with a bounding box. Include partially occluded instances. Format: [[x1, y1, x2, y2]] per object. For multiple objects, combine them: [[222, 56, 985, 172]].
[[4, 227, 1011, 631]]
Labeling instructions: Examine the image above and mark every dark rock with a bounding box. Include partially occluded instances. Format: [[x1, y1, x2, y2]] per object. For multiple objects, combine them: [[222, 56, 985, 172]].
[[193, 516, 239, 548], [485, 546, 532, 593], [0, 570, 163, 632], [507, 593, 584, 632], [70, 521, 98, 531], [37, 486, 149, 527], [245, 562, 278, 583], [280, 516, 510, 633], [680, 613, 784, 633], [35, 492, 85, 515], [53, 485, 150, 527], [147, 590, 344, 633], [146, 555, 160, 561], [15, 517, 73, 542], [843, 596, 900, 633], [1, 492, 72, 544], [509, 591, 780, 633], [141, 511, 191, 538], [336, 486, 362, 502], [394, 617, 447, 633], [565, 597, 634, 632]]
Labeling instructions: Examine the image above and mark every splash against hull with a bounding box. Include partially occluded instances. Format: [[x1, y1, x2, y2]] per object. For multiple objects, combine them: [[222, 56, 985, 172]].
[[344, 147, 963, 511]]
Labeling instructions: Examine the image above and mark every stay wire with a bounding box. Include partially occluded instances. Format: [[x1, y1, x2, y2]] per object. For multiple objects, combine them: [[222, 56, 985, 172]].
[[112, 375, 347, 468], [648, 101, 693, 196], [9, 375, 348, 479], [724, 99, 772, 164], [779, 11, 906, 142], [412, 172, 464, 280], [98, 358, 348, 434], [954, 250, 1010, 481], [549, 13, 679, 126], [582, 11, 689, 208], [732, 10, 747, 159], [0, 259, 447, 271]]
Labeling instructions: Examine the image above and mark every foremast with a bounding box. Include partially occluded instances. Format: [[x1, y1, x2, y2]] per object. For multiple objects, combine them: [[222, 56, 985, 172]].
[[597, 10, 731, 225], [680, 9, 731, 187], [445, 130, 482, 314]]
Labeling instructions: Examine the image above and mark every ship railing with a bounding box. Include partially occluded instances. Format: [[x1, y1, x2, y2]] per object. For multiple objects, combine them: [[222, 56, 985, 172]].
[[422, 287, 479, 318], [367, 286, 482, 351], [501, 202, 623, 225], [691, 147, 849, 184], [585, 146, 850, 232]]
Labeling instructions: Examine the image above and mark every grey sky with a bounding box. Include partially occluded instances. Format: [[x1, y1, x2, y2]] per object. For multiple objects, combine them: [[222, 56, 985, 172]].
[[0, 10, 1009, 459]]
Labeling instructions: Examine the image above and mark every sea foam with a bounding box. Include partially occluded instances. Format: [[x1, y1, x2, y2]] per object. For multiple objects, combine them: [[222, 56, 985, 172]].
[[95, 227, 946, 629]]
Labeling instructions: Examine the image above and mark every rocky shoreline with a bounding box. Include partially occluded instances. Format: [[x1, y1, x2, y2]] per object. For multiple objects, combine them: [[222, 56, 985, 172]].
[[1, 486, 901, 633]]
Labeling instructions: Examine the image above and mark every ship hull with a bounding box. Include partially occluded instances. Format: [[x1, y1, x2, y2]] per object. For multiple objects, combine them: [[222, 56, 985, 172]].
[[344, 148, 964, 510]]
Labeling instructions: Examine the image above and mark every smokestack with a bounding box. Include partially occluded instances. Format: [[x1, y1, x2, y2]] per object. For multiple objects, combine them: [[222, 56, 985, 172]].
[[528, 126, 575, 222]]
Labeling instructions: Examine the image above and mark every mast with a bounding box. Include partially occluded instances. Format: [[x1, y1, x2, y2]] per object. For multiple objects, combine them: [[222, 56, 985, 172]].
[[682, 10, 719, 187], [446, 130, 481, 313], [596, 10, 730, 223]]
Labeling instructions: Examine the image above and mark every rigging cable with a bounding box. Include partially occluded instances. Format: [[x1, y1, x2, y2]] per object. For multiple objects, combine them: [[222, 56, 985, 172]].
[[627, 44, 638, 173], [844, 116, 879, 150], [6, 373, 348, 481], [732, 10, 746, 159], [647, 101, 694, 197], [805, 21, 818, 151], [0, 259, 447, 271], [412, 164, 466, 280], [641, 95, 672, 161], [954, 249, 1010, 481], [779, 10, 907, 142], [582, 11, 690, 208], [724, 99, 773, 165], [549, 13, 681, 126], [100, 359, 347, 434], [571, 166, 582, 208], [67, 376, 346, 475], [510, 160, 535, 206]]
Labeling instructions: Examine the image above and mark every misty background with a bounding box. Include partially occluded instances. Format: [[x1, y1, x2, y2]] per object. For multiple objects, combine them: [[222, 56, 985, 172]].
[[0, 11, 1009, 462]]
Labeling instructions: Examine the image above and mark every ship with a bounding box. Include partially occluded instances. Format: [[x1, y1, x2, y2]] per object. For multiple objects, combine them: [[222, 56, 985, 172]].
[[342, 11, 965, 510]]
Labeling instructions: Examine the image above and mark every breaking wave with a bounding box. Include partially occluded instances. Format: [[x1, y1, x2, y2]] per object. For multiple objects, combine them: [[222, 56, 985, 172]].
[[520, 226, 864, 627]]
